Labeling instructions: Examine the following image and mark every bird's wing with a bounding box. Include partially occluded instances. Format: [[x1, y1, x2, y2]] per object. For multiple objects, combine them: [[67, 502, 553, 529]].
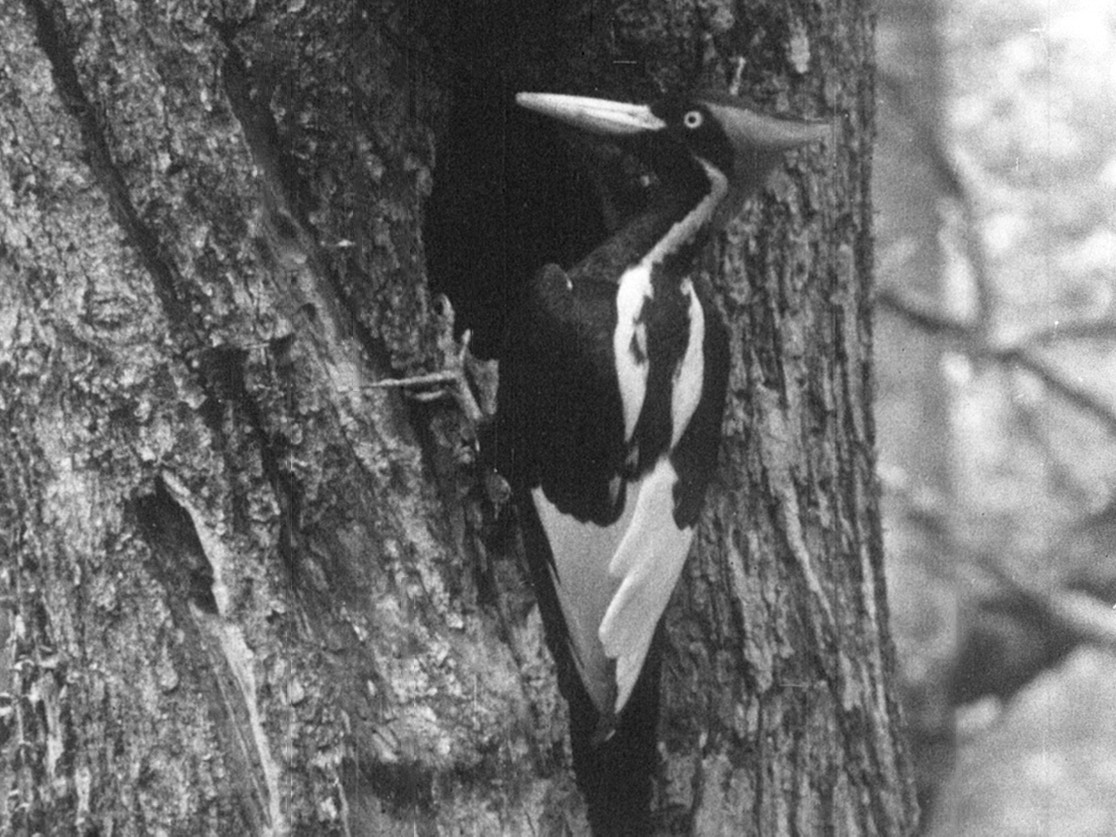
[[532, 483, 638, 713], [599, 457, 695, 712], [535, 457, 695, 717], [502, 268, 727, 718], [498, 263, 633, 712], [599, 286, 727, 712], [496, 264, 627, 523], [668, 290, 729, 527]]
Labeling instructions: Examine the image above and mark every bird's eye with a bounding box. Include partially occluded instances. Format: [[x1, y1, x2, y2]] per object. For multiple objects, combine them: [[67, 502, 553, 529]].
[[683, 110, 703, 129]]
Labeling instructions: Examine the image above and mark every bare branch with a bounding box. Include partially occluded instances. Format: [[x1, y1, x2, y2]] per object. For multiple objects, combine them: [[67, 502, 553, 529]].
[[1019, 319, 1116, 347], [875, 287, 979, 345], [877, 289, 1116, 437], [998, 348, 1116, 438]]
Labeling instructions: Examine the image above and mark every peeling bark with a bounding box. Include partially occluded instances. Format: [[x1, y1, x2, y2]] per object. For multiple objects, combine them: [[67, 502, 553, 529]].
[[0, 1, 914, 835]]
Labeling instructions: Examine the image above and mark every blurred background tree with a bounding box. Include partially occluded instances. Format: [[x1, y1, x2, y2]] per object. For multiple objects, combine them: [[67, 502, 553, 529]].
[[876, 0, 1116, 832]]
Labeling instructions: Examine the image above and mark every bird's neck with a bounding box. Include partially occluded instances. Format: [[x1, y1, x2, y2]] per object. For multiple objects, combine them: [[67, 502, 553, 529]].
[[572, 155, 729, 283], [640, 159, 728, 270]]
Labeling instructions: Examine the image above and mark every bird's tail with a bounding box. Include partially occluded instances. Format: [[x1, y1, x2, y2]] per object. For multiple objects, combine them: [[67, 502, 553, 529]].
[[514, 488, 665, 834], [566, 636, 663, 836]]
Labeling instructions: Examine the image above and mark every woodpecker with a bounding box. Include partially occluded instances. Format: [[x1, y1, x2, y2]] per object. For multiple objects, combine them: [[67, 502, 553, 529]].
[[492, 90, 828, 833]]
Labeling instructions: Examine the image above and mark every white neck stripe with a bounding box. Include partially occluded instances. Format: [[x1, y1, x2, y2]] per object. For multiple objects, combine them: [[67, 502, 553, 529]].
[[613, 158, 728, 443], [641, 159, 729, 268]]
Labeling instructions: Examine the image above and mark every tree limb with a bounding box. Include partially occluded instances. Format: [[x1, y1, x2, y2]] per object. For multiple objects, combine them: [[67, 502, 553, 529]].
[[877, 288, 1116, 438]]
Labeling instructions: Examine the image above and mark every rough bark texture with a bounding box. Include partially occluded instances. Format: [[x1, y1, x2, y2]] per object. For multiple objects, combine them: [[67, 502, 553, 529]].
[[0, 1, 914, 835]]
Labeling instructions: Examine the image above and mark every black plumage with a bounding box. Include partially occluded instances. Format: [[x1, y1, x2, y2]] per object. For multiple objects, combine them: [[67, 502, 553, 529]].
[[490, 91, 828, 834]]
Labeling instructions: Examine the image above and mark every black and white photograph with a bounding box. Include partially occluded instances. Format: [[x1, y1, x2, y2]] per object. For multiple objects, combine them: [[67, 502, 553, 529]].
[[0, 0, 1112, 834]]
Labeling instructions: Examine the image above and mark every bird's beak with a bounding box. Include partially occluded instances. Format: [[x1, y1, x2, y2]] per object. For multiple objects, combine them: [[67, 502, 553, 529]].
[[704, 101, 831, 152], [516, 92, 667, 136]]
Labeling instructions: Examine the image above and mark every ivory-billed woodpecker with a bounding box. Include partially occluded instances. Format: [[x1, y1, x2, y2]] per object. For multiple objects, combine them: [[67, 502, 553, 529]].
[[492, 91, 828, 834]]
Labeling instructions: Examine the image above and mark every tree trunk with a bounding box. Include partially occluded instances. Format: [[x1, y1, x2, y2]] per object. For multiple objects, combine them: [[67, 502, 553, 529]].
[[0, 1, 915, 835]]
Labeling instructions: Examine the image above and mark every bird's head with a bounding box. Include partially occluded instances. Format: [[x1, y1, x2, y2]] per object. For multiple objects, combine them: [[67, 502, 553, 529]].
[[516, 91, 830, 218]]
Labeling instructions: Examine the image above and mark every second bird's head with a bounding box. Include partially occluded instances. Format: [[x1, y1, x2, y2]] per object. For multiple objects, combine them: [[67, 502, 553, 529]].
[[516, 90, 830, 203]]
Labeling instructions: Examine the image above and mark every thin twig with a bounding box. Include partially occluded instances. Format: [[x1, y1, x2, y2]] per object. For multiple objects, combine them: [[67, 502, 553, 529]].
[[998, 348, 1116, 438], [1019, 319, 1116, 347]]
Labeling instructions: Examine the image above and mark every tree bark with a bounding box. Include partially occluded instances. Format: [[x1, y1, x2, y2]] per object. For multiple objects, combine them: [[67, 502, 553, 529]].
[[0, 1, 915, 835]]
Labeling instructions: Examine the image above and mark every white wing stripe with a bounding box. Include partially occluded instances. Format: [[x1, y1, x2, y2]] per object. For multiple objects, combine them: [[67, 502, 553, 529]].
[[672, 280, 705, 447], [600, 458, 695, 712], [613, 266, 651, 441], [532, 485, 640, 713], [613, 160, 726, 446]]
